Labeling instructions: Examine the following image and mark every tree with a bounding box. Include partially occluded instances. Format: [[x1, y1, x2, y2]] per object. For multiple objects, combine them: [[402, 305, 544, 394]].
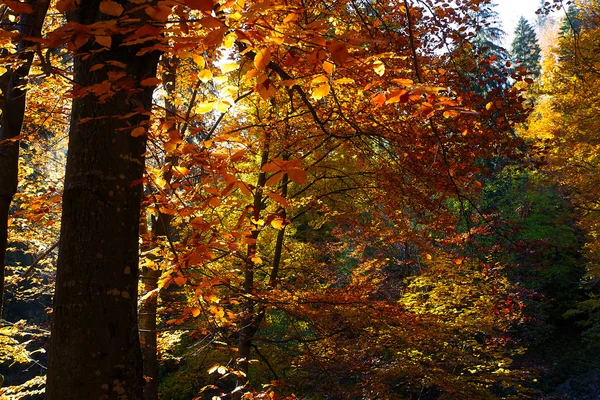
[[45, 1, 161, 398], [511, 17, 542, 78], [0, 0, 50, 317]]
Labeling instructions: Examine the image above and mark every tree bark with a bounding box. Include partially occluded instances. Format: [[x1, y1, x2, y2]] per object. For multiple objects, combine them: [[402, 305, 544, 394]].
[[46, 3, 160, 399], [0, 0, 50, 318]]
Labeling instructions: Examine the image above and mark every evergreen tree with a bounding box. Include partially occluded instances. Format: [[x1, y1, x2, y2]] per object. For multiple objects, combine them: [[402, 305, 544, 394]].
[[511, 17, 542, 78], [468, 1, 510, 95]]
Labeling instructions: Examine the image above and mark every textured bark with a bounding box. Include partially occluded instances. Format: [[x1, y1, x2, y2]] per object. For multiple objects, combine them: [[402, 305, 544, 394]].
[[0, 0, 50, 318], [45, 3, 160, 399]]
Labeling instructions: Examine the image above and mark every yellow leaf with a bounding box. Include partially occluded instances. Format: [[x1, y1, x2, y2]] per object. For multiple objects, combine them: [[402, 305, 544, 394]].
[[196, 101, 215, 114], [223, 33, 236, 49], [212, 75, 228, 85], [271, 218, 285, 230], [198, 69, 212, 82], [311, 75, 329, 85], [215, 100, 230, 113], [208, 365, 220, 374], [251, 256, 263, 265], [220, 62, 239, 73], [254, 48, 271, 70], [311, 84, 330, 100], [99, 0, 124, 16], [373, 60, 385, 76], [0, 66, 7, 75], [95, 35, 112, 47]]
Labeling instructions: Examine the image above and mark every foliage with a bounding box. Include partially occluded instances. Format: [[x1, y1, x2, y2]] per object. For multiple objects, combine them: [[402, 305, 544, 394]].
[[1, 0, 599, 399]]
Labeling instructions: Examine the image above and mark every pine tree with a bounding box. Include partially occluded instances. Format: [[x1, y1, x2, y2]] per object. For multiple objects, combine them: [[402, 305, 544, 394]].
[[511, 17, 542, 78]]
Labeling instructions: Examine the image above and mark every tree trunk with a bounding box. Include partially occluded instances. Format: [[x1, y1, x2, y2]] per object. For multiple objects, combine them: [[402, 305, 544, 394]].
[[139, 55, 178, 400], [0, 0, 50, 318], [46, 3, 160, 399]]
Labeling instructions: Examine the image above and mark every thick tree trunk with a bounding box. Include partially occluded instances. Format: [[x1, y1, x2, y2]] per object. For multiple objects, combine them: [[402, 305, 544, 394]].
[[0, 0, 50, 318], [46, 3, 160, 399]]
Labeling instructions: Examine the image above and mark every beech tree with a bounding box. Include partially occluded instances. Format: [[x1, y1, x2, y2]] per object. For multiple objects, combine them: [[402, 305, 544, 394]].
[[45, 1, 161, 399]]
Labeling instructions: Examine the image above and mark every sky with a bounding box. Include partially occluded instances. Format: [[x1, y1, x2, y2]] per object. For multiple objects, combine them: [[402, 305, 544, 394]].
[[496, 0, 544, 45]]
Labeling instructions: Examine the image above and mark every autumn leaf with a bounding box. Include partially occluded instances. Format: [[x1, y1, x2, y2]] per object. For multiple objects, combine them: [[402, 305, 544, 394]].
[[140, 77, 161, 86], [196, 101, 215, 114], [323, 61, 335, 74], [373, 61, 385, 76], [266, 192, 287, 206], [312, 84, 330, 100], [173, 276, 187, 286], [327, 42, 349, 65], [198, 69, 212, 82], [254, 48, 272, 71], [287, 168, 307, 184], [131, 127, 146, 137], [271, 218, 286, 230], [220, 62, 239, 73], [99, 0, 124, 16], [265, 171, 284, 187], [186, 0, 214, 12]]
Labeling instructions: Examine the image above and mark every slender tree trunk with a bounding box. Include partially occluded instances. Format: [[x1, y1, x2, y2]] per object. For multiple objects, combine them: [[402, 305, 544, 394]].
[[140, 264, 161, 400], [46, 3, 160, 399], [0, 0, 50, 318], [139, 56, 179, 400]]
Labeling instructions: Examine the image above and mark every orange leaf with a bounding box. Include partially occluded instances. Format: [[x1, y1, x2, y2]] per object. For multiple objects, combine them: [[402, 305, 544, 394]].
[[99, 0, 124, 16], [311, 84, 330, 100], [96, 35, 112, 47], [131, 127, 146, 137], [254, 48, 271, 71], [323, 60, 335, 74], [173, 276, 186, 286], [287, 169, 307, 184], [261, 162, 281, 173], [140, 77, 161, 86], [271, 218, 285, 230], [266, 192, 287, 206], [265, 171, 284, 187]]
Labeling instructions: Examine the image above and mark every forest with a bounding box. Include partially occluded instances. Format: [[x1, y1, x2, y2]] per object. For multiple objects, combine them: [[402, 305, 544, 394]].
[[0, 0, 599, 398]]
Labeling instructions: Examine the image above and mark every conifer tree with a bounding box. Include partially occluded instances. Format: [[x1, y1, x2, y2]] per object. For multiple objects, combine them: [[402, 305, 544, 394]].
[[511, 17, 542, 78]]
